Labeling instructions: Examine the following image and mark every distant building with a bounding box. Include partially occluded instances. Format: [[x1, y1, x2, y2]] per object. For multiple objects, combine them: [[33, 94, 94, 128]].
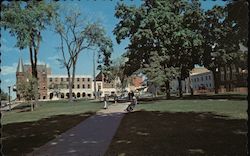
[[47, 75, 93, 99], [185, 67, 214, 94], [94, 72, 118, 97], [219, 64, 247, 93], [16, 58, 50, 100]]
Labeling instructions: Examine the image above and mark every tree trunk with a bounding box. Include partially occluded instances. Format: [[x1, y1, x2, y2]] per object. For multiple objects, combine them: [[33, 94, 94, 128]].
[[165, 81, 170, 99], [229, 65, 233, 91], [71, 63, 76, 102], [178, 77, 183, 98], [68, 70, 73, 103], [212, 68, 219, 94], [30, 101, 34, 111]]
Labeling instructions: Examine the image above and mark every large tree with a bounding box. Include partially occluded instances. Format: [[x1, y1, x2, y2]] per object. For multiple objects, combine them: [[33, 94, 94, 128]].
[[201, 3, 245, 93], [54, 10, 112, 102], [114, 0, 204, 98], [1, 1, 58, 107]]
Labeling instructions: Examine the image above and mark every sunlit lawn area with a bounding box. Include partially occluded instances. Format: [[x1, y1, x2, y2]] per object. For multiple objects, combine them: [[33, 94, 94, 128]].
[[137, 99, 248, 119], [106, 99, 248, 155], [2, 99, 102, 125], [2, 100, 103, 155]]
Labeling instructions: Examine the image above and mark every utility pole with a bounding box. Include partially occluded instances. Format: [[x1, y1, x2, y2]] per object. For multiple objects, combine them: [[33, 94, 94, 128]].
[[8, 86, 11, 111], [93, 51, 97, 99]]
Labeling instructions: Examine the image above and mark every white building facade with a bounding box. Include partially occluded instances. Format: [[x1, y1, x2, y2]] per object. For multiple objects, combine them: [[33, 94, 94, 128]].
[[47, 75, 94, 100], [185, 67, 214, 93]]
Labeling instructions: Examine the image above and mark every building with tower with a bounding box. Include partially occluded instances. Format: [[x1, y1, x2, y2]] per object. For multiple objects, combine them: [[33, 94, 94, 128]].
[[16, 57, 51, 100]]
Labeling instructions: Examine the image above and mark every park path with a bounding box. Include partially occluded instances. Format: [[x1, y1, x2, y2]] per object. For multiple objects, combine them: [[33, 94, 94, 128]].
[[28, 102, 129, 156]]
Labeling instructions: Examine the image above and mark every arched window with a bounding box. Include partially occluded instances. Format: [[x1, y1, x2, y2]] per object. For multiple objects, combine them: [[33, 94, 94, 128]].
[[61, 93, 64, 99], [82, 92, 86, 97], [77, 92, 80, 98], [66, 93, 69, 98], [50, 93, 53, 99]]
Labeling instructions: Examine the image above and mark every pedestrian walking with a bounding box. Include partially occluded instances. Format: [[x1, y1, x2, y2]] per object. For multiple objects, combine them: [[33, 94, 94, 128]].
[[103, 95, 108, 109], [114, 94, 118, 104], [125, 96, 137, 112]]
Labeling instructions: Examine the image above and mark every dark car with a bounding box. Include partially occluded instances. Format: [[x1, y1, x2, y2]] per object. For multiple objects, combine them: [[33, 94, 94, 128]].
[[117, 95, 130, 103]]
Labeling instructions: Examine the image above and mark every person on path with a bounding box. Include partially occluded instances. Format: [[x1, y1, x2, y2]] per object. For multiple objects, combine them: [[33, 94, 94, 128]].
[[103, 95, 108, 109], [114, 94, 118, 104], [125, 96, 137, 112], [128, 91, 131, 101]]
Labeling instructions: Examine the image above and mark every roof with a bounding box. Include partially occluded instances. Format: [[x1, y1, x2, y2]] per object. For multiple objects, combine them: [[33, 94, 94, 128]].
[[23, 64, 51, 74], [16, 58, 24, 72], [190, 67, 211, 76]]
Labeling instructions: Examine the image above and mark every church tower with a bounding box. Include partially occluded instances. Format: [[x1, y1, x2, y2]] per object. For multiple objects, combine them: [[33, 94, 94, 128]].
[[16, 57, 25, 100]]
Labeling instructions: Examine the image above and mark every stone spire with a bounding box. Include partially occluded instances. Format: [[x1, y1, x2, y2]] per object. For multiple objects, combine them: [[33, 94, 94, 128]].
[[17, 57, 24, 73]]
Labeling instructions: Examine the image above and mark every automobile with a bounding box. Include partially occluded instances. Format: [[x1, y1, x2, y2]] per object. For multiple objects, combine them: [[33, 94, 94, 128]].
[[117, 95, 130, 103], [138, 92, 154, 98]]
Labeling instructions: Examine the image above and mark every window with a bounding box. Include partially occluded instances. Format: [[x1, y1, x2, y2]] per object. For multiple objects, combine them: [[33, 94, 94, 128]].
[[194, 78, 196, 82], [82, 78, 85, 81], [197, 78, 199, 82], [87, 78, 90, 82], [206, 76, 208, 80], [50, 78, 52, 82], [209, 75, 211, 80], [88, 84, 91, 88], [61, 78, 64, 81], [82, 84, 85, 88], [77, 84, 80, 89], [210, 83, 211, 87], [201, 77, 203, 81], [221, 73, 224, 81], [72, 85, 75, 89], [55, 78, 58, 82], [77, 78, 80, 82], [67, 78, 69, 81], [87, 93, 91, 97]]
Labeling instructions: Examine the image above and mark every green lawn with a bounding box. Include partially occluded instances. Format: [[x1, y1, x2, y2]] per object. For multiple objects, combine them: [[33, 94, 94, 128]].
[[136, 99, 248, 119], [106, 99, 248, 155], [2, 100, 102, 125]]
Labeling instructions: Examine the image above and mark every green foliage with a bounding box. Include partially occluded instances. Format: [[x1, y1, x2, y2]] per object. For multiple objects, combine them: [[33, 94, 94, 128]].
[[0, 89, 9, 101], [114, 0, 204, 86], [1, 1, 58, 49], [114, 0, 247, 96], [17, 75, 37, 101]]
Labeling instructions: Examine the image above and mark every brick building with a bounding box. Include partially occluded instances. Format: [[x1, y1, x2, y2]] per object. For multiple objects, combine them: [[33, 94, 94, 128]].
[[219, 64, 248, 93], [16, 58, 51, 100]]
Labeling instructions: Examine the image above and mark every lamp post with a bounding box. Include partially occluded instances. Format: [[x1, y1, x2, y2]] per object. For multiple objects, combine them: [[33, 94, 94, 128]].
[[93, 51, 97, 99], [8, 86, 11, 110]]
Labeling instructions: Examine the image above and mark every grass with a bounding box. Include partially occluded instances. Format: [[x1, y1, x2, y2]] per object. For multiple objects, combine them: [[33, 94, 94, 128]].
[[106, 99, 248, 155], [2, 99, 102, 155], [2, 99, 102, 125], [137, 99, 248, 119]]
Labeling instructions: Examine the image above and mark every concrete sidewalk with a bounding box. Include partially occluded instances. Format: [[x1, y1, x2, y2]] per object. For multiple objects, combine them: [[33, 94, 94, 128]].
[[28, 103, 129, 156]]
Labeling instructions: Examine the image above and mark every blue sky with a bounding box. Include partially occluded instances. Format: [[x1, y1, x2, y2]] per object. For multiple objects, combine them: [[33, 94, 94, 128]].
[[1, 0, 227, 98]]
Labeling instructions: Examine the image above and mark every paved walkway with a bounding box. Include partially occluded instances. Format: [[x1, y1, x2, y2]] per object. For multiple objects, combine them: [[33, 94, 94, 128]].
[[28, 103, 129, 156]]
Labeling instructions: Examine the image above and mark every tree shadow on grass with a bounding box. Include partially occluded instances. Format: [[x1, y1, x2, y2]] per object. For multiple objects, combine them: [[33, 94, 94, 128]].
[[105, 111, 247, 156], [1, 112, 94, 156]]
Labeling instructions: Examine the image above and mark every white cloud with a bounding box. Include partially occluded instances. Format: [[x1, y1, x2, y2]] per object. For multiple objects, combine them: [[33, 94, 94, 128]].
[[1, 63, 17, 75], [1, 44, 19, 53], [4, 79, 11, 83], [48, 55, 60, 61]]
